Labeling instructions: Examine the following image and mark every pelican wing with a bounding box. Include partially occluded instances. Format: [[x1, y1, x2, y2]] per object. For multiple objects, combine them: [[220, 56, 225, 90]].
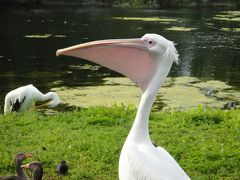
[[56, 39, 157, 92], [127, 145, 190, 180], [4, 85, 33, 114]]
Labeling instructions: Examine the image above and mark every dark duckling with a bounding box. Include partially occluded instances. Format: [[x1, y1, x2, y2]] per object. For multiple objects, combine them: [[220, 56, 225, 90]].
[[56, 160, 68, 175]]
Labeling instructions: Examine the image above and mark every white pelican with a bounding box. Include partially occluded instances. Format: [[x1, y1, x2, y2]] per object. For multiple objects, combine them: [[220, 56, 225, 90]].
[[56, 33, 190, 179], [4, 84, 60, 115]]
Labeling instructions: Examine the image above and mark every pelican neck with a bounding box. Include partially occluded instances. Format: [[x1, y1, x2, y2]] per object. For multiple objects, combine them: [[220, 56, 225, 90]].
[[127, 58, 173, 143]]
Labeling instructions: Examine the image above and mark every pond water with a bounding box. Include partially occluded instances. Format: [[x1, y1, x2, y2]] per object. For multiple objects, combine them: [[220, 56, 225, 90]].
[[0, 5, 239, 111]]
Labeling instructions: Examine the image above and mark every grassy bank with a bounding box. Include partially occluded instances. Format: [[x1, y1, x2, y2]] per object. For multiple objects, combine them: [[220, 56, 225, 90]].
[[0, 106, 239, 179]]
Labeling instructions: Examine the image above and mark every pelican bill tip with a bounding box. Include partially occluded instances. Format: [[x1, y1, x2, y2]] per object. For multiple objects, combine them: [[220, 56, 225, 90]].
[[56, 49, 63, 57]]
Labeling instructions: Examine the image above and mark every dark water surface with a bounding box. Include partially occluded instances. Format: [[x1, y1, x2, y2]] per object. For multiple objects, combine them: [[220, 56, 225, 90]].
[[0, 6, 239, 111]]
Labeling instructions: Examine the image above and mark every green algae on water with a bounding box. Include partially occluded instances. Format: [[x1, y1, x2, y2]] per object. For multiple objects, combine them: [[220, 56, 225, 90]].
[[214, 11, 240, 22], [166, 26, 198, 31], [220, 28, 240, 32], [51, 77, 240, 110], [112, 17, 178, 22], [24, 34, 67, 38], [24, 34, 52, 38]]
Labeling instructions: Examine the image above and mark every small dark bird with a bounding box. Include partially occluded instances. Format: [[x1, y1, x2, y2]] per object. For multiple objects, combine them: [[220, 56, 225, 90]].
[[0, 152, 32, 180], [56, 160, 68, 175], [21, 161, 43, 180]]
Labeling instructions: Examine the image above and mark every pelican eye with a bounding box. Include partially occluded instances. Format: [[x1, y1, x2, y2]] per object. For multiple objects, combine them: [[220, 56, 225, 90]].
[[141, 37, 155, 48]]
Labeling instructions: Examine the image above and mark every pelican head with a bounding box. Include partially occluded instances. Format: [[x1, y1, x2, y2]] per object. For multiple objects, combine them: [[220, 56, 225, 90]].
[[140, 34, 179, 64], [35, 92, 61, 109], [56, 33, 179, 93]]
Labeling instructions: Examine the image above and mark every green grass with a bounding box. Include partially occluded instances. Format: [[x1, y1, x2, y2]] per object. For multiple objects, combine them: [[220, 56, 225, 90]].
[[0, 106, 239, 179]]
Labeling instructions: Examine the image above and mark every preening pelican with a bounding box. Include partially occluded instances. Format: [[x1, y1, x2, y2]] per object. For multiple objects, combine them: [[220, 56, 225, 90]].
[[4, 84, 60, 115], [57, 33, 190, 179]]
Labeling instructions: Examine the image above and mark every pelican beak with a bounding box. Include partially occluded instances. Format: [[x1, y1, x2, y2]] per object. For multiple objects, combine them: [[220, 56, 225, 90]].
[[56, 38, 142, 57], [24, 153, 32, 158], [56, 37, 155, 92], [21, 163, 30, 169], [35, 99, 52, 109]]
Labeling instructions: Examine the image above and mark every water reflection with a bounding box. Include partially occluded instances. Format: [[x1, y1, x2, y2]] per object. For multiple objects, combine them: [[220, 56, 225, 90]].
[[0, 6, 239, 111]]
